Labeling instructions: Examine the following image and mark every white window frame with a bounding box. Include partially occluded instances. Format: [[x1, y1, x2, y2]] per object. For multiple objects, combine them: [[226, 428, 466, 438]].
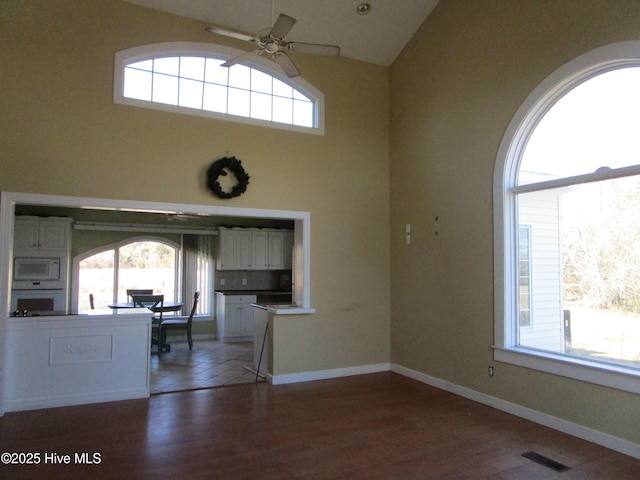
[[113, 42, 325, 135], [493, 41, 640, 394]]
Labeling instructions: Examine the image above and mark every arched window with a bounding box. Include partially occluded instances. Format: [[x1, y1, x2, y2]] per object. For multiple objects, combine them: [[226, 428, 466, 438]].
[[494, 42, 640, 393], [113, 42, 325, 134], [76, 238, 179, 311]]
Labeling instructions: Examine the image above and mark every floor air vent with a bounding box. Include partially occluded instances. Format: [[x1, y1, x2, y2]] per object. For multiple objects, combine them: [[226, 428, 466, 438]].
[[522, 451, 571, 472]]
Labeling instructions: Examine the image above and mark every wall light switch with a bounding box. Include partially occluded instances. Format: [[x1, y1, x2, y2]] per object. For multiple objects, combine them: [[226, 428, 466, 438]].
[[242, 278, 247, 286], [406, 234, 411, 244], [220, 278, 226, 286], [405, 223, 411, 233]]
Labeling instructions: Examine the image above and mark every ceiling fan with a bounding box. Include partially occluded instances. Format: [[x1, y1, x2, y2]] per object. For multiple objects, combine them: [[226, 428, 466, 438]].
[[205, 12, 340, 78]]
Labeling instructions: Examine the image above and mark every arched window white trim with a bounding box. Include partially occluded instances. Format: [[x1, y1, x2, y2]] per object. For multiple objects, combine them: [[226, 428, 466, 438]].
[[71, 236, 181, 311], [494, 41, 640, 394], [114, 42, 325, 135]]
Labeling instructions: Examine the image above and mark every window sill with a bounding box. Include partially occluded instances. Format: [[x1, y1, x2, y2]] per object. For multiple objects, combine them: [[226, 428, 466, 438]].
[[493, 346, 640, 394]]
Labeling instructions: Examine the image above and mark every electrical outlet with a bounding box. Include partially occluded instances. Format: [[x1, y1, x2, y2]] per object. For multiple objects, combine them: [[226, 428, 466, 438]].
[[242, 278, 247, 286], [488, 366, 495, 377], [220, 278, 225, 286]]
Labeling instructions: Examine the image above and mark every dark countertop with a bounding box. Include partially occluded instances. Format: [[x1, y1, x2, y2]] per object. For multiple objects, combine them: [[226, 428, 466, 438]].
[[11, 310, 85, 317]]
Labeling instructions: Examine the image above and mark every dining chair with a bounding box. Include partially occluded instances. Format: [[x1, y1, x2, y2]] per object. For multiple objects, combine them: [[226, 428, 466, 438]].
[[126, 289, 153, 303], [159, 292, 199, 354], [131, 294, 164, 351]]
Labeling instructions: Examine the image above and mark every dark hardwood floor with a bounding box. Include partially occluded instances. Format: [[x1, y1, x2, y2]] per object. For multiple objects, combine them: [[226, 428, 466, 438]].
[[0, 372, 638, 479]]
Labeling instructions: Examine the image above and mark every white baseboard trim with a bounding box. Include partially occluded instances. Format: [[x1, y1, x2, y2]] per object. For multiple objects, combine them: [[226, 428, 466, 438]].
[[391, 363, 640, 460], [192, 333, 217, 341], [271, 362, 391, 386], [6, 387, 150, 413], [163, 333, 217, 341]]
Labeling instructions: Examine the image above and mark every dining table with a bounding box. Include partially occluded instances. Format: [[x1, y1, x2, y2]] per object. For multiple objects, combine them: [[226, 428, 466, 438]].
[[107, 301, 183, 352], [107, 301, 183, 313]]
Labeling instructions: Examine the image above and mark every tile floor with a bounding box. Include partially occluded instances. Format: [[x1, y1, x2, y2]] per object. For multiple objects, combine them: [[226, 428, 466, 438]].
[[150, 339, 263, 394]]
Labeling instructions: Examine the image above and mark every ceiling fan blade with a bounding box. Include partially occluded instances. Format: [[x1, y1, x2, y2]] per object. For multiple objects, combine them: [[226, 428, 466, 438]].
[[286, 42, 341, 56], [205, 25, 255, 43], [270, 13, 296, 39], [221, 50, 260, 68], [273, 52, 300, 78]]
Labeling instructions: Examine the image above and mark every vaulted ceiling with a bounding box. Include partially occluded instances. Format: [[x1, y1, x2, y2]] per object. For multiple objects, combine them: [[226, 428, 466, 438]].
[[122, 0, 440, 67]]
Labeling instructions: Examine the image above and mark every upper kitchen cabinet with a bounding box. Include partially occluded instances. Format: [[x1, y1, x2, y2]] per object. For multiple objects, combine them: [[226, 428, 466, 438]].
[[14, 217, 72, 254], [216, 227, 293, 270], [253, 229, 286, 270], [216, 228, 253, 270]]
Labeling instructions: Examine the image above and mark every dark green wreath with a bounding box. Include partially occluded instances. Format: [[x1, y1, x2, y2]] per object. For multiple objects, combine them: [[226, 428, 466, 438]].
[[206, 156, 250, 199]]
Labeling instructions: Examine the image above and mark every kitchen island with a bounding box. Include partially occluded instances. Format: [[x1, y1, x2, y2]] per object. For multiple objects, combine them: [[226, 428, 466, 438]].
[[3, 313, 151, 412]]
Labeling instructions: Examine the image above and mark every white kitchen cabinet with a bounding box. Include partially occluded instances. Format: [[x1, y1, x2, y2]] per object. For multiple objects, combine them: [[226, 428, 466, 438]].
[[216, 227, 292, 271], [216, 228, 253, 270], [252, 230, 286, 270], [14, 217, 72, 253], [215, 293, 256, 342]]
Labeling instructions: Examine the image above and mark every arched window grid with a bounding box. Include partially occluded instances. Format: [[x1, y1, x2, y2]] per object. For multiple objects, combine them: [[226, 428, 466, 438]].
[[508, 61, 640, 203], [114, 42, 325, 135]]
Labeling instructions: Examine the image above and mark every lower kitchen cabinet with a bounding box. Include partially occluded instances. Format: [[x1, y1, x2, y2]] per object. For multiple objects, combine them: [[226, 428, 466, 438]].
[[215, 293, 256, 342]]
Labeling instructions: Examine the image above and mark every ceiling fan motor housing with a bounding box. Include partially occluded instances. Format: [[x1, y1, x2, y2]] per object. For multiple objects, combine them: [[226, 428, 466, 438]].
[[263, 40, 281, 54]]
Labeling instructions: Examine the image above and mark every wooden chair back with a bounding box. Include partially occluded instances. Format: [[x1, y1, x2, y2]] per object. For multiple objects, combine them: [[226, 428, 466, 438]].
[[185, 292, 200, 326], [131, 294, 165, 321], [127, 289, 153, 303]]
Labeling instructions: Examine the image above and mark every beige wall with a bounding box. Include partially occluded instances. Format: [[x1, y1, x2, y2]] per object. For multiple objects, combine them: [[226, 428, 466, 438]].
[[4, 0, 639, 447], [390, 0, 640, 444], [1, 1, 390, 371]]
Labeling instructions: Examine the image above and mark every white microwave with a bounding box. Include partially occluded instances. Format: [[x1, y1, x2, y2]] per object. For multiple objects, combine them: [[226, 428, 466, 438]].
[[14, 257, 61, 281]]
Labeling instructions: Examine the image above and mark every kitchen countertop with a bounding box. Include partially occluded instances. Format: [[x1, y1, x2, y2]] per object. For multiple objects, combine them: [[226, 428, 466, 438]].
[[251, 303, 316, 315], [216, 290, 314, 314], [11, 310, 87, 317]]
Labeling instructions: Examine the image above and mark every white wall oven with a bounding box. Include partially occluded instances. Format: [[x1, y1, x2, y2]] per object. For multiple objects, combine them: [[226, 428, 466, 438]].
[[11, 257, 67, 315], [10, 289, 67, 315]]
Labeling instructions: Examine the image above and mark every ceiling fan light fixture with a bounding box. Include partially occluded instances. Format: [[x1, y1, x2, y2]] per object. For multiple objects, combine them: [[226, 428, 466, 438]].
[[356, 3, 371, 15], [264, 41, 280, 54]]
